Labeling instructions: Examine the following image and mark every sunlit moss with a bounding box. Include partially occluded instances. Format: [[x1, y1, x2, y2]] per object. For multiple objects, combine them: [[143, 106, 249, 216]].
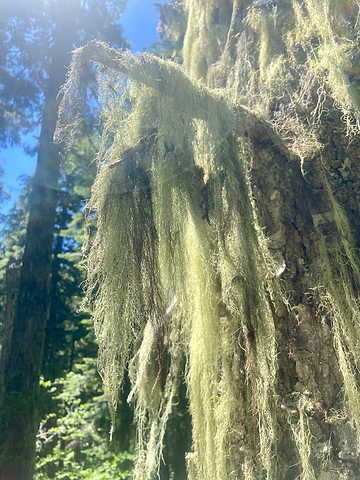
[[77, 68, 280, 477], [290, 397, 316, 480], [291, 0, 360, 136]]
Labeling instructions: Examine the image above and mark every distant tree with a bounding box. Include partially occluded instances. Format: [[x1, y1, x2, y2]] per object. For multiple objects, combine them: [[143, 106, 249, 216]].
[[147, 2, 186, 61], [0, 175, 30, 396], [59, 1, 360, 479], [0, 2, 129, 479]]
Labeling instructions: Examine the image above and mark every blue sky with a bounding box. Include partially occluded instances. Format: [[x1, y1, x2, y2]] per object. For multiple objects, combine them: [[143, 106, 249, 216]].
[[0, 0, 166, 208]]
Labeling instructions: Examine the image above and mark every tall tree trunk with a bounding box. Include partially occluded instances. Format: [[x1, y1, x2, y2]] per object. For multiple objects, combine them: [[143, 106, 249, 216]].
[[0, 260, 22, 409], [0, 9, 75, 479]]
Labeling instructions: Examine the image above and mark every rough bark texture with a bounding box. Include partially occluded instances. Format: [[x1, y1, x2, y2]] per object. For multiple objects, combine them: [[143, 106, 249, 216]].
[[0, 9, 75, 479], [249, 119, 360, 478]]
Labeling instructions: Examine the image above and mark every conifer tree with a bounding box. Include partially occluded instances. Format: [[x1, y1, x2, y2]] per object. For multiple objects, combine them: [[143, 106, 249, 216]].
[[0, 2, 128, 479]]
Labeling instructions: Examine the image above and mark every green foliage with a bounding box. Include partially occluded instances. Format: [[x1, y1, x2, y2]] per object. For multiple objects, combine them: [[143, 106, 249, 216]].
[[0, 2, 132, 479], [34, 127, 138, 477], [145, 37, 184, 63], [0, 163, 95, 380], [42, 134, 99, 380], [35, 358, 134, 480], [0, 175, 30, 320], [0, 16, 48, 147]]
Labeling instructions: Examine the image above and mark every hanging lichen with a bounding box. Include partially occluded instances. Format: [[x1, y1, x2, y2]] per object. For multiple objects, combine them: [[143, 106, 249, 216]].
[[55, 0, 360, 478], [289, 396, 317, 480], [311, 175, 360, 442]]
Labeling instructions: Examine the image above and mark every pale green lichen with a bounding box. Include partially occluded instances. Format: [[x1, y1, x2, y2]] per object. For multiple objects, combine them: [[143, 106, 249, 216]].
[[79, 74, 279, 478], [290, 397, 317, 480]]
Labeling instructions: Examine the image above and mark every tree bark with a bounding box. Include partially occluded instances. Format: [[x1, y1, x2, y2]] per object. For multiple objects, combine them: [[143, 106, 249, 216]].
[[0, 9, 75, 480], [0, 260, 22, 409], [246, 119, 360, 479]]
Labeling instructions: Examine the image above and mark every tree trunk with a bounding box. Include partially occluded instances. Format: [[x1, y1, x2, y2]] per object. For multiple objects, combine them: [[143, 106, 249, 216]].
[[0, 10, 75, 480], [0, 260, 22, 409], [245, 118, 360, 479]]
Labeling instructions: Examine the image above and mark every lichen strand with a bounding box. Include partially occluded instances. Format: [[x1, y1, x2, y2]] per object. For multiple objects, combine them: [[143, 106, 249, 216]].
[[81, 70, 278, 478], [312, 179, 360, 442], [289, 396, 317, 480], [59, 0, 360, 478]]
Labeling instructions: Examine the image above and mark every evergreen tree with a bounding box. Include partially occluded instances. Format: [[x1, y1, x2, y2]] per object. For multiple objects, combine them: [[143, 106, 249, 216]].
[[0, 136, 135, 480], [0, 2, 129, 479]]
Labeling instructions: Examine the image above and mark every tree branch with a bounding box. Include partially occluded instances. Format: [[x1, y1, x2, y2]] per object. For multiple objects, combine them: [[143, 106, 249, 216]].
[[57, 41, 295, 160], [82, 41, 238, 127]]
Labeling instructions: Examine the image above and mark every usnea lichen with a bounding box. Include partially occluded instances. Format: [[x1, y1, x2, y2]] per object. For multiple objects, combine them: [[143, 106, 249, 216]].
[[56, 0, 360, 478]]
